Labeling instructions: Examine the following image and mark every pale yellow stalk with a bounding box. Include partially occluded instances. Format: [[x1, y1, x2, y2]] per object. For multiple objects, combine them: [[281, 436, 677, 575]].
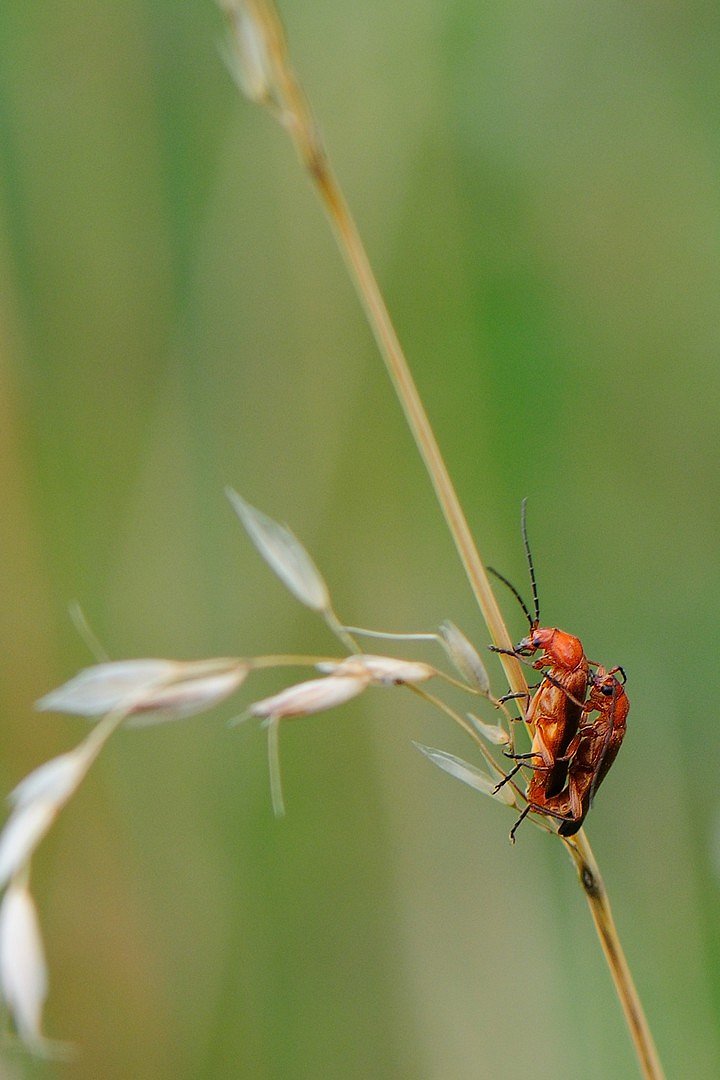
[[221, 4, 665, 1077]]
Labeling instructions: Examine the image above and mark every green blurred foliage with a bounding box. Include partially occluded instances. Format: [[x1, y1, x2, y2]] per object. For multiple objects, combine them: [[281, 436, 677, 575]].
[[1, 1, 719, 1077]]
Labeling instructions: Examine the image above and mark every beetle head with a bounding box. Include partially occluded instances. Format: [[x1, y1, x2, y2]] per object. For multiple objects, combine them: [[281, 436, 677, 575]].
[[516, 626, 585, 671]]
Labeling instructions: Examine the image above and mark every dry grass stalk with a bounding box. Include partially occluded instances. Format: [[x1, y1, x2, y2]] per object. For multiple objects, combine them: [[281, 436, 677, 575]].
[[221, 3, 665, 1078]]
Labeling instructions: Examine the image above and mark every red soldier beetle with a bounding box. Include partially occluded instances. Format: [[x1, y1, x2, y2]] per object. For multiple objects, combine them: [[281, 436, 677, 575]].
[[489, 500, 592, 800], [508, 666, 629, 841]]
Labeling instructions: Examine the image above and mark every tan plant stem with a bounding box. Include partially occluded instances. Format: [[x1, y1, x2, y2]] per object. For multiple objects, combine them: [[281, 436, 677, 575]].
[[222, 4, 665, 1077], [565, 831, 664, 1080]]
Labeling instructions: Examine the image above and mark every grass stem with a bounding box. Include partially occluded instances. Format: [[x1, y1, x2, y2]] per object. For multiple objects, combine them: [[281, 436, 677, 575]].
[[223, 4, 665, 1076]]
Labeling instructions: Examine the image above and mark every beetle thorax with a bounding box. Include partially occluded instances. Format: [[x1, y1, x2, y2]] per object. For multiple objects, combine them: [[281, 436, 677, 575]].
[[533, 626, 585, 671]]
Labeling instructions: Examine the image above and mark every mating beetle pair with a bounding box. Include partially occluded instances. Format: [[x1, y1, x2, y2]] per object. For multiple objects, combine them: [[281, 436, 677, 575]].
[[489, 501, 629, 842]]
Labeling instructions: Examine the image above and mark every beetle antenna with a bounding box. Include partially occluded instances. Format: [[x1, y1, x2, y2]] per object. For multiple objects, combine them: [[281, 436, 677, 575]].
[[521, 497, 540, 625], [487, 567, 533, 629]]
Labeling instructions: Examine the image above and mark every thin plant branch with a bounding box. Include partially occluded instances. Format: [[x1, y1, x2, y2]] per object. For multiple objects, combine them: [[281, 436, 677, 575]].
[[221, 4, 665, 1078]]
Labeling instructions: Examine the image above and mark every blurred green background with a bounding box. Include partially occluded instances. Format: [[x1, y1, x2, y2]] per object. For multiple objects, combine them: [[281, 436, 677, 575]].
[[1, 1, 719, 1077]]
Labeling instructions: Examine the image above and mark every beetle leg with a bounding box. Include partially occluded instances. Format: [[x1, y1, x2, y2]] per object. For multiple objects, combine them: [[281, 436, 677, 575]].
[[502, 751, 552, 774], [509, 805, 532, 843], [492, 762, 525, 793], [497, 689, 534, 705], [509, 799, 569, 841], [497, 691, 526, 705]]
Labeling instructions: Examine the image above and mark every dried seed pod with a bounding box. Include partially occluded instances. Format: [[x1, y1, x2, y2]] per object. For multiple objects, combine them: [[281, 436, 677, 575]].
[[227, 489, 330, 612], [0, 881, 48, 1050], [317, 655, 435, 686], [439, 622, 490, 694], [248, 673, 370, 720], [36, 658, 248, 725]]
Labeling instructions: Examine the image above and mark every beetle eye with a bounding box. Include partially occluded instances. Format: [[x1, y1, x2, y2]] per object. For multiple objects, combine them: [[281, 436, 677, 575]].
[[601, 685, 614, 696]]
